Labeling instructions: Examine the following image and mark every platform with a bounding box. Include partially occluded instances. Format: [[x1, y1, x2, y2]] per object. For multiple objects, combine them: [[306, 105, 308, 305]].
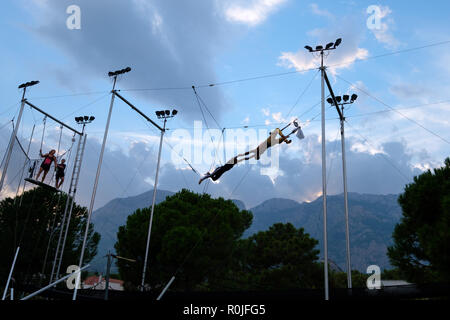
[[24, 178, 60, 193]]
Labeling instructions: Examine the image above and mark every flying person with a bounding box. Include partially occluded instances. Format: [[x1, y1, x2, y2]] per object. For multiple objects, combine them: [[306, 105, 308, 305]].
[[36, 149, 57, 183], [55, 159, 66, 189], [199, 122, 304, 184]]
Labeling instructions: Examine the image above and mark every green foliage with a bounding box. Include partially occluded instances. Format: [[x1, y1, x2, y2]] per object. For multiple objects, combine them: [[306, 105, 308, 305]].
[[114, 189, 253, 291], [329, 270, 367, 289], [0, 187, 100, 286], [387, 158, 450, 283], [217, 223, 323, 290]]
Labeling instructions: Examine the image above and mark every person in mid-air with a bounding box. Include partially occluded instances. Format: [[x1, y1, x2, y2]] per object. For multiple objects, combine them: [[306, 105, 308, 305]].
[[199, 123, 303, 184], [36, 149, 57, 183], [55, 159, 66, 189]]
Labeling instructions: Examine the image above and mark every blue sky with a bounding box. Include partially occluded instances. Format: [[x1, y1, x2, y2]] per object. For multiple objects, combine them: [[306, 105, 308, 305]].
[[1, 0, 449, 209]]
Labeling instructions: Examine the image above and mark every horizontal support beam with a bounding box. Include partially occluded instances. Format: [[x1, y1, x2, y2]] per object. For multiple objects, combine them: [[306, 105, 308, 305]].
[[24, 100, 83, 135], [114, 91, 164, 132], [323, 70, 344, 121]]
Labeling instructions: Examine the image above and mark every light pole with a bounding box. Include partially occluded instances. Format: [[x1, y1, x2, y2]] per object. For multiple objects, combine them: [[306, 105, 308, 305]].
[[141, 108, 178, 291], [305, 38, 342, 300], [50, 115, 94, 284], [73, 67, 131, 300], [0, 81, 39, 194], [327, 93, 358, 289]]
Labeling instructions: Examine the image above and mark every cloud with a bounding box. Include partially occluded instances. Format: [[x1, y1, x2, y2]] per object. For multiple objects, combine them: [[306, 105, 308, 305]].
[[224, 0, 287, 26], [310, 3, 333, 19], [278, 15, 369, 75], [24, 0, 233, 123]]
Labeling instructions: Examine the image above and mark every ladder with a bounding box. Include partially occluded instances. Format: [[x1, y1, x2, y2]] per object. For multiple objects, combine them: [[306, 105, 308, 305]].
[[49, 133, 87, 284]]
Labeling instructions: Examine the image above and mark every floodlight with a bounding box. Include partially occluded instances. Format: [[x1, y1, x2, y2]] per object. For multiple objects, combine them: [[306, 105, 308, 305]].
[[351, 94, 358, 102], [84, 116, 89, 121], [334, 38, 342, 48], [172, 110, 178, 116], [336, 96, 342, 103], [325, 42, 334, 50], [304, 45, 313, 52], [90, 116, 95, 121], [326, 98, 333, 105], [343, 95, 349, 102], [165, 110, 170, 116], [293, 121, 299, 127], [315, 45, 323, 51]]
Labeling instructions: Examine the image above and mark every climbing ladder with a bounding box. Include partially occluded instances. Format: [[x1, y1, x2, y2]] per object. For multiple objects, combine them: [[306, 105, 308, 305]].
[[49, 133, 87, 283]]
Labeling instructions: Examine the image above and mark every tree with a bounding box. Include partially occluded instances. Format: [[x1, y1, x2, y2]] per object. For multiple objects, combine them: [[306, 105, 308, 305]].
[[0, 187, 100, 287], [227, 223, 322, 290], [114, 189, 253, 291], [387, 158, 450, 283]]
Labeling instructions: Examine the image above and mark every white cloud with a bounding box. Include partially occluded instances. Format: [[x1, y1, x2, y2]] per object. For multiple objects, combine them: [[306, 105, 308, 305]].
[[278, 14, 369, 75], [369, 6, 401, 49], [310, 3, 333, 19], [261, 108, 270, 116], [224, 0, 287, 26]]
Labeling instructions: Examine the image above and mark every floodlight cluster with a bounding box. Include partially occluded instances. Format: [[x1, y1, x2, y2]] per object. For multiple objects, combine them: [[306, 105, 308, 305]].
[[18, 80, 39, 89], [155, 109, 178, 119], [75, 115, 95, 123], [304, 38, 342, 52], [108, 67, 132, 77], [326, 94, 358, 106]]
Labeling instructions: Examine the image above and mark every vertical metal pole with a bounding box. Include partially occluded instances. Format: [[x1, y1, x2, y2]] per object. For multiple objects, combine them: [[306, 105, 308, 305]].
[[50, 127, 82, 283], [51, 125, 85, 283], [56, 132, 87, 280], [320, 51, 329, 300], [73, 77, 117, 300], [2, 247, 20, 300], [104, 252, 111, 300], [141, 119, 166, 291], [340, 110, 352, 289], [0, 89, 26, 193]]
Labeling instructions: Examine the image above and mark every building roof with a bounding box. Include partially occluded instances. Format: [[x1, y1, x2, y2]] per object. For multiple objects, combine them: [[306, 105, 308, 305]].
[[83, 275, 124, 286]]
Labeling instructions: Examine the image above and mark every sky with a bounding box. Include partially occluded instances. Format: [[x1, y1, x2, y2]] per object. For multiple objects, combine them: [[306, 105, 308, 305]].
[[1, 0, 449, 212]]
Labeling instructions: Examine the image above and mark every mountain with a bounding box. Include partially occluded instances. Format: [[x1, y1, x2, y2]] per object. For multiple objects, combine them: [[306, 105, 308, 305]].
[[89, 190, 246, 272], [89, 190, 401, 273], [244, 193, 402, 271]]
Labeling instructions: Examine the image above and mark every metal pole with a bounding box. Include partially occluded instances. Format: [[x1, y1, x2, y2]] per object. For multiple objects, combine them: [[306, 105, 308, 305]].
[[141, 119, 166, 291], [2, 247, 20, 300], [104, 251, 111, 300], [157, 276, 175, 300], [0, 89, 27, 193], [340, 111, 352, 289], [73, 77, 117, 300], [55, 133, 87, 281], [51, 125, 85, 283], [22, 264, 89, 300], [320, 51, 329, 300]]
